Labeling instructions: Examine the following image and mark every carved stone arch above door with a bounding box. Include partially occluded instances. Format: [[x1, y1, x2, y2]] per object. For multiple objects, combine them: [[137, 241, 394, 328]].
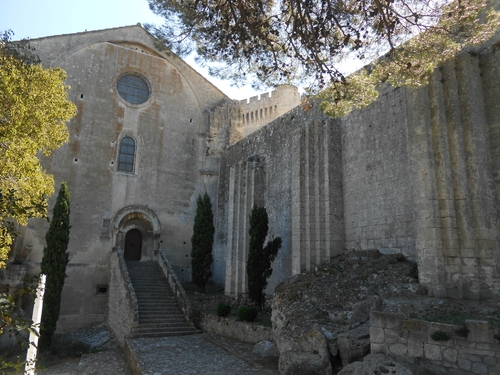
[[111, 205, 161, 261]]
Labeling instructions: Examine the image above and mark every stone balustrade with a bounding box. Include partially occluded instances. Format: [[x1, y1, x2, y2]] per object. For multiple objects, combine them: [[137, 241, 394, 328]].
[[157, 249, 193, 323]]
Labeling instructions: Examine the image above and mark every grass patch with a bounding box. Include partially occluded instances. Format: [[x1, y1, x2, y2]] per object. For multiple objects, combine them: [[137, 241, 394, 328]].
[[423, 312, 469, 326]]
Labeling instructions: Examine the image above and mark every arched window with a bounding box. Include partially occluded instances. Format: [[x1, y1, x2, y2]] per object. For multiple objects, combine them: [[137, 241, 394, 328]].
[[118, 137, 135, 172]]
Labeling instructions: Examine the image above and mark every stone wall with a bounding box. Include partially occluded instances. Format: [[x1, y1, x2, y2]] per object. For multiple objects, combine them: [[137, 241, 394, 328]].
[[107, 247, 138, 346], [200, 314, 273, 344], [12, 25, 229, 331], [215, 104, 344, 293], [370, 311, 500, 375], [217, 43, 500, 301], [238, 85, 301, 137], [407, 51, 500, 300], [341, 85, 416, 259]]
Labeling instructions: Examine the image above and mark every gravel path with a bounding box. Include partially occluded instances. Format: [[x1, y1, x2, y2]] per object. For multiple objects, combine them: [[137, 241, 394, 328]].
[[34, 333, 279, 375]]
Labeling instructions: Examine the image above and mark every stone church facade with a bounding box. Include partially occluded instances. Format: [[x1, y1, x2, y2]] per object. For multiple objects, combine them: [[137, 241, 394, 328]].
[[2, 24, 500, 332]]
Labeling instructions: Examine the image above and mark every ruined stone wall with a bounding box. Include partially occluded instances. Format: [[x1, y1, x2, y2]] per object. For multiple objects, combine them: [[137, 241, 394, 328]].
[[370, 311, 500, 375], [215, 104, 344, 294]]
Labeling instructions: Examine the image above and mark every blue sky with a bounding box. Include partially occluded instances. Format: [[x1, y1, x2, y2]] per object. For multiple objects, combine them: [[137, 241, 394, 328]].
[[0, 0, 259, 100]]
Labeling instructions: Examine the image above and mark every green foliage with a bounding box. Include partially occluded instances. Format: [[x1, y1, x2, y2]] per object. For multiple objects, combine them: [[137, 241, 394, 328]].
[[191, 192, 215, 293], [216, 302, 231, 317], [247, 205, 282, 310], [238, 306, 258, 322], [431, 331, 451, 341], [40, 183, 71, 349], [147, 0, 498, 113], [423, 312, 469, 326], [455, 326, 470, 338], [0, 31, 75, 266], [408, 263, 419, 279], [0, 275, 39, 371]]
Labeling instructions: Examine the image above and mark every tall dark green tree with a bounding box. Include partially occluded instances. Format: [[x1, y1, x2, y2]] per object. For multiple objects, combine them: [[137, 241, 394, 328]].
[[191, 192, 214, 293], [247, 205, 281, 310], [40, 182, 70, 348]]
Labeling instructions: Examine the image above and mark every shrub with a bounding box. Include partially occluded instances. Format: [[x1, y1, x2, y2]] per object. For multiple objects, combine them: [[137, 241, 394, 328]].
[[238, 306, 258, 322], [408, 263, 418, 279], [431, 331, 451, 341], [216, 302, 231, 317], [455, 326, 470, 338]]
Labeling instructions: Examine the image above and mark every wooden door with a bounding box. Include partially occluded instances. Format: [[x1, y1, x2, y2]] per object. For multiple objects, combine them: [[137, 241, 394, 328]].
[[124, 229, 142, 261]]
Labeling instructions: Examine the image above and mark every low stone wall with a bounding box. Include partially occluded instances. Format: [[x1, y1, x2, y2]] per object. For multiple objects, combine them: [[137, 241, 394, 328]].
[[157, 250, 193, 324], [370, 311, 500, 375], [108, 247, 138, 346], [200, 314, 273, 344]]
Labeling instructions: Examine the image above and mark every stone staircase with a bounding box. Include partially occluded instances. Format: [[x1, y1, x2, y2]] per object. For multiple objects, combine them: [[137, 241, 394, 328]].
[[125, 261, 199, 338]]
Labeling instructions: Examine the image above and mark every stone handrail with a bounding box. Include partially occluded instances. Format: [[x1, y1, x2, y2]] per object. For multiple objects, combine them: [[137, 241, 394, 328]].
[[116, 246, 139, 322], [157, 249, 193, 323], [108, 246, 139, 345]]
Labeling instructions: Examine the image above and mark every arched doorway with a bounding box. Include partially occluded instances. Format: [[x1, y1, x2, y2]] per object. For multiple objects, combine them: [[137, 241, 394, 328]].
[[124, 229, 142, 261], [111, 205, 161, 261]]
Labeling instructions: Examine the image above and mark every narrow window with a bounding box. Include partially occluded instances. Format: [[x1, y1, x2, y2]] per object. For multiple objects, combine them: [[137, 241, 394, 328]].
[[118, 136, 135, 172]]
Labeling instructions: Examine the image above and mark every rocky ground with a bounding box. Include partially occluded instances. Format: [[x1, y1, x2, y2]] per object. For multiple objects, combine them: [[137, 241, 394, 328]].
[[271, 250, 500, 375]]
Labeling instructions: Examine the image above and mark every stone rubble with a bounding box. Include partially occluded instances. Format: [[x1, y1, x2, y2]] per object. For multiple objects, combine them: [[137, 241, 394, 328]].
[[271, 250, 500, 374]]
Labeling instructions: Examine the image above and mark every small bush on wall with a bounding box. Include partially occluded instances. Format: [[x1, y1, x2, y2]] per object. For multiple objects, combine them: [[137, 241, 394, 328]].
[[217, 302, 231, 317], [238, 306, 258, 322]]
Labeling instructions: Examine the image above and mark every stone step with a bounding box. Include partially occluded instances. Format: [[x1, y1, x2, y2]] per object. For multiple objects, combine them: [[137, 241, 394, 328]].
[[126, 260, 196, 338], [139, 308, 183, 315], [138, 316, 187, 324], [132, 287, 174, 292], [133, 322, 192, 331], [128, 329, 200, 339], [135, 298, 177, 304], [132, 280, 173, 294], [132, 288, 175, 296], [136, 301, 179, 307]]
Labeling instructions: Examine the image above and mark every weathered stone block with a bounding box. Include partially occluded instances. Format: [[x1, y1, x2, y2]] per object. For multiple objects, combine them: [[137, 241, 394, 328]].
[[424, 343, 442, 361], [471, 362, 489, 374], [407, 340, 424, 357], [389, 343, 408, 356], [370, 312, 401, 329], [442, 348, 458, 363], [384, 328, 401, 344], [370, 327, 385, 343], [458, 357, 472, 371], [466, 320, 494, 343], [370, 343, 388, 355], [483, 355, 497, 366]]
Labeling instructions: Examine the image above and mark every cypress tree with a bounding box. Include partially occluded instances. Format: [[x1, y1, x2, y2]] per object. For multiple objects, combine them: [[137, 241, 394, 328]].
[[247, 205, 282, 310], [191, 192, 214, 293], [40, 182, 70, 348]]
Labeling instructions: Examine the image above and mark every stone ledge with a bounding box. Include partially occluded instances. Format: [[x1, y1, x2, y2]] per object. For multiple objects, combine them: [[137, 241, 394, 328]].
[[200, 314, 273, 344]]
